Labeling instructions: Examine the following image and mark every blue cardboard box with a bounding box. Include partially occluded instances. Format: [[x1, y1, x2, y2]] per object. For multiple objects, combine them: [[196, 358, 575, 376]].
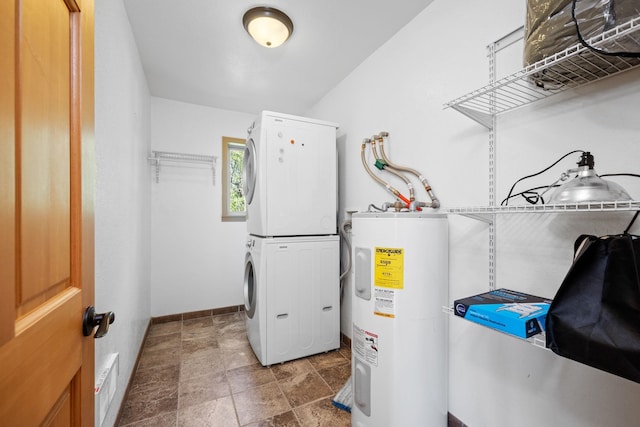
[[453, 288, 552, 339]]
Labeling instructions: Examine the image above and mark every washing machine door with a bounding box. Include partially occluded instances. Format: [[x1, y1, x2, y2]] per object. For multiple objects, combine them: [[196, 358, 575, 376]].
[[244, 251, 257, 319], [242, 138, 257, 205]]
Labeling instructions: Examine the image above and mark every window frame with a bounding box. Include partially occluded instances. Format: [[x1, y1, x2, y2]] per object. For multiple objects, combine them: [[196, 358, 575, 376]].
[[221, 136, 247, 222]]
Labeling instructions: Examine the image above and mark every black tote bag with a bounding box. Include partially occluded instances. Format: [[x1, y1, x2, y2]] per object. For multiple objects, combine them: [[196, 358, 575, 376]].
[[546, 224, 640, 383]]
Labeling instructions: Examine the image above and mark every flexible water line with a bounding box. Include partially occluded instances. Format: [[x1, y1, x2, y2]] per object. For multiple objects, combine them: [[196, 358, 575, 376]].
[[339, 219, 352, 281], [339, 219, 352, 302], [371, 138, 415, 202], [360, 140, 412, 208], [377, 132, 440, 209]]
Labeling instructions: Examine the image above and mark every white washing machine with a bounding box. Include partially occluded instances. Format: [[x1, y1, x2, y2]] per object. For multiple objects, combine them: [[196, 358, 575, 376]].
[[244, 234, 341, 366], [243, 111, 338, 237]]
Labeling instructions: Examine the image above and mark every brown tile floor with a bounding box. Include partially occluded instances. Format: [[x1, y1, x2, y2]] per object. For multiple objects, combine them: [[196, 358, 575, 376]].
[[118, 312, 352, 427]]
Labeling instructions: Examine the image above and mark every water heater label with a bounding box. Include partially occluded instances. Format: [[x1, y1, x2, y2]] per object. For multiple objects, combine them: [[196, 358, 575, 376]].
[[374, 247, 404, 289], [374, 288, 395, 318], [353, 323, 379, 366]]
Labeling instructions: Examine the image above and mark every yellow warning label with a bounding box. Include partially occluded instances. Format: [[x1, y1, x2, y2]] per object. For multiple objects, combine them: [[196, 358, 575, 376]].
[[374, 247, 404, 289]]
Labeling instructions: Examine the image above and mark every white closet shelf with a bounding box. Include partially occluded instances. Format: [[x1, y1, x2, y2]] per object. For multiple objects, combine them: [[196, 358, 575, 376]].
[[444, 16, 640, 129], [446, 200, 640, 223], [148, 151, 217, 184]]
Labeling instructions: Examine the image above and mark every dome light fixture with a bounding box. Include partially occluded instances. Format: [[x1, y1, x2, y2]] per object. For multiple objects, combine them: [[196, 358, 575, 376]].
[[243, 6, 294, 48]]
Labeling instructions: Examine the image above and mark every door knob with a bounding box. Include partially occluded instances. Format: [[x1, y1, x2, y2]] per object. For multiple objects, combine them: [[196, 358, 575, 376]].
[[83, 306, 115, 338]]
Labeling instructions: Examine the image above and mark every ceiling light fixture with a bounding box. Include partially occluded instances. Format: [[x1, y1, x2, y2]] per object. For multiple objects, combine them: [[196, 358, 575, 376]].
[[242, 6, 294, 48]]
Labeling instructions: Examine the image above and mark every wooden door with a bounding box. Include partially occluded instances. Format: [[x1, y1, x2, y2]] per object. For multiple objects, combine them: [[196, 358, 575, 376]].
[[0, 0, 96, 425]]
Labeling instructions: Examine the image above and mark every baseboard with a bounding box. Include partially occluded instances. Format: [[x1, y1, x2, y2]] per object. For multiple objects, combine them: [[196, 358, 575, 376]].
[[151, 304, 245, 324], [340, 332, 351, 348], [448, 412, 469, 427], [113, 318, 152, 427]]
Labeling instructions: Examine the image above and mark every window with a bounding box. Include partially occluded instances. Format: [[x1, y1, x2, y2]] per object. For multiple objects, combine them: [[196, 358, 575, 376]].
[[221, 136, 246, 221]]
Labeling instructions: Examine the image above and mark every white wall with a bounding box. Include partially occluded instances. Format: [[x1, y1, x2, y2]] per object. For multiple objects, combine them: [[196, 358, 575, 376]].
[[307, 0, 640, 426], [149, 98, 254, 317], [94, 0, 151, 426]]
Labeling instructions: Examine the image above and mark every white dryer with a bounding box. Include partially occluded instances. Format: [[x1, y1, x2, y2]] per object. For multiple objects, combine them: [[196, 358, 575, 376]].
[[244, 234, 340, 366], [243, 111, 338, 237]]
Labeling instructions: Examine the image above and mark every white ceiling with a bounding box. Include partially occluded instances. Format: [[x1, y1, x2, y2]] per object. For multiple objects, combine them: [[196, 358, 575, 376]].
[[123, 0, 435, 115]]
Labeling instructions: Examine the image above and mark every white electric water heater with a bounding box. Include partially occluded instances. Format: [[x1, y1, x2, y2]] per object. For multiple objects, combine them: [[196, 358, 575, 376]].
[[351, 212, 448, 427]]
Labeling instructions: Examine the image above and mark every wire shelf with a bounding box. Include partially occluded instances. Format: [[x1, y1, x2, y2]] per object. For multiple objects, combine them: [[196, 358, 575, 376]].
[[444, 16, 640, 129], [446, 200, 640, 223], [148, 151, 217, 184]]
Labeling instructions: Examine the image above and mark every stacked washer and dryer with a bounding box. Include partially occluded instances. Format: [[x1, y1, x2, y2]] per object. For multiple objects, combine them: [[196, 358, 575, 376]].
[[242, 111, 341, 366]]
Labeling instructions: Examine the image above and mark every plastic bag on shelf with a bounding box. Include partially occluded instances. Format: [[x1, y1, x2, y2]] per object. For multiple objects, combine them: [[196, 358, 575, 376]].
[[524, 0, 640, 88]]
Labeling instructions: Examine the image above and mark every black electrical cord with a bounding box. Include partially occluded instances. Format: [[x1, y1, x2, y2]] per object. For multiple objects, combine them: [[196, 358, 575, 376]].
[[572, 0, 640, 58], [601, 173, 640, 179], [624, 211, 640, 234], [502, 150, 585, 206], [500, 185, 561, 206]]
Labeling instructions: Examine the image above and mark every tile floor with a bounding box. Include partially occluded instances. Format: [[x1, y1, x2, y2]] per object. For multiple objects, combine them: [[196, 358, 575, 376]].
[[117, 312, 352, 427]]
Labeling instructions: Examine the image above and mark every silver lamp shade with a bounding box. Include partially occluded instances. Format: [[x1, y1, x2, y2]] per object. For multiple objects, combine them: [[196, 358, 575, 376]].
[[549, 166, 632, 204]]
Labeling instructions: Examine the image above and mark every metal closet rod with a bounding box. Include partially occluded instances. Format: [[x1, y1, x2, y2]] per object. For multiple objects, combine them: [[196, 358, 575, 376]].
[[148, 150, 217, 184]]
